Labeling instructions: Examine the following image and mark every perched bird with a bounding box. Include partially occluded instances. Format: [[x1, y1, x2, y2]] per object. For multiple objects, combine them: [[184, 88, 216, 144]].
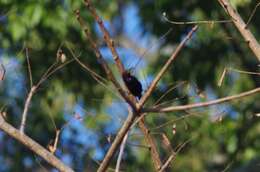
[[122, 70, 142, 99]]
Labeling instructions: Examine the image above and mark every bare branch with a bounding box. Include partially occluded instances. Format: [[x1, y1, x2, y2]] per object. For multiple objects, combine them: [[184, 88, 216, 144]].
[[144, 87, 260, 113], [97, 111, 136, 172], [75, 10, 136, 110], [217, 0, 260, 61], [228, 67, 260, 75], [218, 67, 260, 87], [137, 25, 198, 109], [47, 129, 60, 154], [83, 0, 125, 74], [218, 68, 228, 87], [0, 115, 74, 172], [19, 86, 36, 133], [36, 62, 58, 88], [245, 2, 260, 28], [0, 63, 6, 81], [162, 12, 232, 25], [138, 119, 162, 170], [115, 132, 128, 172], [25, 47, 33, 88], [159, 139, 191, 172], [20, 55, 74, 133], [154, 81, 188, 105]]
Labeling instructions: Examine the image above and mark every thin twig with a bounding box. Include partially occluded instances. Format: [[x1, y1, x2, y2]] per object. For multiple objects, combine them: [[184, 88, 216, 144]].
[[144, 87, 260, 113], [218, 68, 228, 87], [75, 10, 136, 110], [245, 2, 260, 28], [36, 62, 58, 88], [137, 25, 198, 109], [217, 0, 260, 61], [42, 59, 75, 85], [154, 81, 188, 105], [131, 28, 173, 71], [0, 63, 6, 81], [221, 160, 234, 172], [36, 59, 75, 88], [84, 0, 125, 74], [218, 67, 260, 87], [159, 138, 192, 172], [162, 12, 232, 25], [151, 112, 200, 131], [20, 86, 36, 133], [115, 132, 128, 172], [228, 67, 260, 75], [25, 47, 33, 88], [66, 45, 111, 94], [153, 95, 188, 109], [48, 130, 60, 154], [20, 47, 35, 136], [73, 55, 122, 100], [97, 111, 136, 172], [0, 115, 74, 172], [138, 118, 162, 170], [20, 53, 74, 133]]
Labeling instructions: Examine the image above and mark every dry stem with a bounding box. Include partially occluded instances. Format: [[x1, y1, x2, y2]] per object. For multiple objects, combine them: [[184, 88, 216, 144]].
[[217, 0, 260, 61], [0, 115, 74, 172], [137, 25, 198, 109], [20, 86, 36, 133], [144, 87, 260, 113], [97, 112, 136, 172]]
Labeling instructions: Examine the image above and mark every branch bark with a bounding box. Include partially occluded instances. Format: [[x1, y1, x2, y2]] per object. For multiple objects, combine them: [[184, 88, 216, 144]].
[[84, 0, 125, 73], [20, 86, 36, 133], [76, 6, 164, 171], [144, 87, 260, 113], [97, 112, 136, 172], [138, 119, 162, 170], [0, 115, 74, 172], [137, 25, 198, 109], [115, 132, 128, 172], [75, 10, 136, 110], [217, 0, 260, 61]]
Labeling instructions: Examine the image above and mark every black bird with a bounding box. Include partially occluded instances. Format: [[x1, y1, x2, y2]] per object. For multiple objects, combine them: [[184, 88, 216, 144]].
[[122, 71, 142, 99]]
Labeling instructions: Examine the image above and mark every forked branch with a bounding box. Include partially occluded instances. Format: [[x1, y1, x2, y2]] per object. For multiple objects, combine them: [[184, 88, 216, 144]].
[[0, 115, 74, 172], [83, 0, 125, 73], [137, 25, 198, 109], [144, 87, 260, 113], [217, 0, 260, 61]]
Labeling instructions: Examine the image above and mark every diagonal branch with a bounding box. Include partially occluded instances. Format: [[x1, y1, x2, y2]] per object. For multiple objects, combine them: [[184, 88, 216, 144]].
[[97, 111, 136, 172], [0, 115, 74, 172], [19, 86, 36, 133], [78, 3, 169, 171], [115, 132, 128, 172], [75, 10, 136, 110], [144, 87, 260, 113], [163, 12, 231, 25], [137, 25, 198, 109], [25, 47, 33, 88], [217, 0, 260, 61], [83, 0, 125, 74], [138, 118, 162, 170], [159, 139, 191, 172], [19, 58, 74, 133]]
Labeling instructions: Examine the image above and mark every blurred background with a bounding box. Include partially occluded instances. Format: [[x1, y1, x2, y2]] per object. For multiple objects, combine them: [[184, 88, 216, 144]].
[[0, 0, 259, 171]]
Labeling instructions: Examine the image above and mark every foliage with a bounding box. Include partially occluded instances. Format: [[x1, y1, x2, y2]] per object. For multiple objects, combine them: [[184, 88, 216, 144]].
[[0, 0, 259, 171]]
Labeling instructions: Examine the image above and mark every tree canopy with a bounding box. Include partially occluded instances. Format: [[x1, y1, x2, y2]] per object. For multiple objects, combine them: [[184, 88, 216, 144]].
[[0, 0, 259, 171]]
